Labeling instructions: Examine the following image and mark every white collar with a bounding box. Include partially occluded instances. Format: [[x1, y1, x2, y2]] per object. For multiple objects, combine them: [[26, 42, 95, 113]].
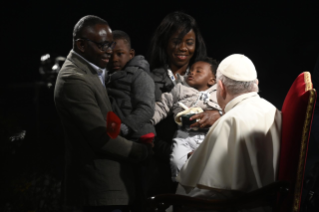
[[167, 66, 189, 85], [224, 92, 259, 113]]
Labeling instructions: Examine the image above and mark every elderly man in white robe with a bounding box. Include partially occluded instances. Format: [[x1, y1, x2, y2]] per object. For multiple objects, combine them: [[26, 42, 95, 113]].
[[172, 54, 282, 212]]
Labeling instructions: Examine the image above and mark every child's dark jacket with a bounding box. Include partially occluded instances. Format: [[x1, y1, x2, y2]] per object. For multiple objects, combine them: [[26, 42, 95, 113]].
[[106, 55, 156, 140]]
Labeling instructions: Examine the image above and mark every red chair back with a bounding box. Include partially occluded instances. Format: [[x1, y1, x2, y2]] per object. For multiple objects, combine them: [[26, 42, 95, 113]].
[[278, 72, 316, 212]]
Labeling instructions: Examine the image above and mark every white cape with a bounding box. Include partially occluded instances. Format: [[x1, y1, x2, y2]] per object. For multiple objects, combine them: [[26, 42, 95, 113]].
[[176, 92, 282, 192]]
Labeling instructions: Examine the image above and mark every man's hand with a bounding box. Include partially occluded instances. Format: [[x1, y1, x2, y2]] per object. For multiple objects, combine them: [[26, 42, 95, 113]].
[[189, 110, 221, 129]]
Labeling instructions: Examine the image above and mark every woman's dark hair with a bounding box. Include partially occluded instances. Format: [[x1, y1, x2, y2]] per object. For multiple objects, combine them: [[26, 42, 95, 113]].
[[148, 11, 207, 70]]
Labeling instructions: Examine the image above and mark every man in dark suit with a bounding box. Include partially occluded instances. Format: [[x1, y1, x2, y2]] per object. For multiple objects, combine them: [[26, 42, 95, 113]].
[[54, 15, 151, 212]]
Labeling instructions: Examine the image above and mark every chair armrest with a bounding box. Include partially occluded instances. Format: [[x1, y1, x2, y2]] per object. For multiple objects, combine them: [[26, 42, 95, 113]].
[[234, 181, 290, 210]]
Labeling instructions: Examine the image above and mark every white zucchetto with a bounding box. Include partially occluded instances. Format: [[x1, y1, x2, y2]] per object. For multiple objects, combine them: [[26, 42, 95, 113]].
[[217, 54, 257, 81]]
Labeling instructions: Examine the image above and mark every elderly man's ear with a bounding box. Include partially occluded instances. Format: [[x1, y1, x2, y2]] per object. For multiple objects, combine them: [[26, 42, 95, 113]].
[[218, 80, 226, 99]]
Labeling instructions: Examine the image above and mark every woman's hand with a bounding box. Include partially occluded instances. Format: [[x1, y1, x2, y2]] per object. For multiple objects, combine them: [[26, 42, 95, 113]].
[[189, 110, 221, 129]]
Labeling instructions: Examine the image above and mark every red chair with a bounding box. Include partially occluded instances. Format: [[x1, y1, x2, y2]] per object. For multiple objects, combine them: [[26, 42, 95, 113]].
[[147, 72, 316, 212], [277, 71, 316, 212]]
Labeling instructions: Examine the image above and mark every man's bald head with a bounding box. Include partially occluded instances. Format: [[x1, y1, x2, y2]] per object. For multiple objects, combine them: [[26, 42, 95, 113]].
[[73, 15, 108, 42]]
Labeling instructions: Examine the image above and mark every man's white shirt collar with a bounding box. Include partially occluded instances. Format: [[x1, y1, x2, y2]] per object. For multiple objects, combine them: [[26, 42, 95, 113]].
[[72, 50, 106, 85]]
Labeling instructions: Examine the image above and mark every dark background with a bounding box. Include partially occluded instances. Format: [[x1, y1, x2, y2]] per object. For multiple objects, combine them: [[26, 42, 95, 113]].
[[1, 0, 319, 211], [3, 0, 319, 106]]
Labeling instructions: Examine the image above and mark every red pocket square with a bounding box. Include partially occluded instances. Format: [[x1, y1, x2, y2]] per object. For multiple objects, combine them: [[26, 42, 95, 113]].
[[106, 112, 121, 139]]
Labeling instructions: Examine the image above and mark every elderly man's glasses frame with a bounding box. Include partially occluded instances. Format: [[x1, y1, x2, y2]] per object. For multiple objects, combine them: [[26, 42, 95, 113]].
[[77, 38, 116, 51]]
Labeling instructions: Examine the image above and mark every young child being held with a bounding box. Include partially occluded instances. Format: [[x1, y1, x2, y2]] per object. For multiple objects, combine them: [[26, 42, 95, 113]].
[[106, 30, 155, 142], [151, 57, 222, 181]]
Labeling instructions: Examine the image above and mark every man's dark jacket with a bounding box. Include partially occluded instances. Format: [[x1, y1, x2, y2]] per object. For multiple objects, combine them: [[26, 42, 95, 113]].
[[54, 51, 148, 206]]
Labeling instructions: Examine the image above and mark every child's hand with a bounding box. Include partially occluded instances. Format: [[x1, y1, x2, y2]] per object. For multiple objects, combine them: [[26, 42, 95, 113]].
[[139, 133, 155, 148], [189, 110, 221, 129], [120, 123, 130, 136]]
